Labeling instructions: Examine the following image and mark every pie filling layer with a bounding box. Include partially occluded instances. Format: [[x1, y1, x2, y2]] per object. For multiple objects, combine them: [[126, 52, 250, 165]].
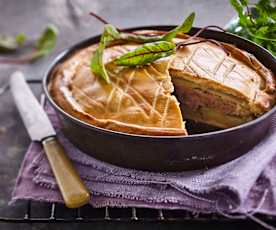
[[49, 31, 276, 136], [172, 77, 254, 128]]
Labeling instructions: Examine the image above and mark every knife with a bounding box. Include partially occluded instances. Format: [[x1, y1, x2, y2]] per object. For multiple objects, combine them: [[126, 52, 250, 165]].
[[10, 71, 90, 208]]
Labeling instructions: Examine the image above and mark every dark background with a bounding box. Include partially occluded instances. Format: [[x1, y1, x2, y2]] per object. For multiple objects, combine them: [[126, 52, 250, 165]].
[[0, 0, 263, 229]]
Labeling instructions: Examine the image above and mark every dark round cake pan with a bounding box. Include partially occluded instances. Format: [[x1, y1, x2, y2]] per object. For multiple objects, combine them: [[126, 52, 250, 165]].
[[43, 26, 276, 172]]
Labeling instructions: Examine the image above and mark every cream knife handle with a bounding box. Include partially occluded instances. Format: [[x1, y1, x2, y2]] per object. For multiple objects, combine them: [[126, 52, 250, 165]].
[[42, 137, 90, 208]]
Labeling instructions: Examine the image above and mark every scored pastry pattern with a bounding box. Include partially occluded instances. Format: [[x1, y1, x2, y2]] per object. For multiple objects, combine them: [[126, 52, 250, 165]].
[[174, 44, 260, 100], [65, 40, 265, 128], [107, 64, 171, 125]]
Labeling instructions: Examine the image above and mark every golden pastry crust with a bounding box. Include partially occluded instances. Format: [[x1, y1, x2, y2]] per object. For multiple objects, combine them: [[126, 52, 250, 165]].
[[140, 30, 275, 115], [49, 30, 276, 133], [49, 43, 187, 136]]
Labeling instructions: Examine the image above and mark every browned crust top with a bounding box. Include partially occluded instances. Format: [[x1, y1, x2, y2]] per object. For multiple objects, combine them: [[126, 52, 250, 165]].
[[49, 30, 275, 135]]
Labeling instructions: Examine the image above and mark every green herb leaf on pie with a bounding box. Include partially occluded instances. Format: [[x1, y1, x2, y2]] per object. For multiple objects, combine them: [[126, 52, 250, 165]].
[[90, 13, 196, 80], [162, 12, 195, 41], [119, 33, 163, 43], [90, 42, 110, 83], [91, 24, 119, 83], [100, 24, 120, 45], [115, 41, 176, 66]]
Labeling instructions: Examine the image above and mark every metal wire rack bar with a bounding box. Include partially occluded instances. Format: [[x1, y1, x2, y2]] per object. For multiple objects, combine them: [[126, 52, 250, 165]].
[[0, 200, 275, 224]]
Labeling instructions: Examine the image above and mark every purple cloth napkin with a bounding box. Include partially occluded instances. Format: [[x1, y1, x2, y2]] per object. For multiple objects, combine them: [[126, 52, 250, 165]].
[[11, 103, 276, 215]]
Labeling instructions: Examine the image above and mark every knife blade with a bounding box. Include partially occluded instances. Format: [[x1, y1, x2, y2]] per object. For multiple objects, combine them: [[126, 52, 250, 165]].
[[10, 71, 90, 208], [10, 72, 56, 141]]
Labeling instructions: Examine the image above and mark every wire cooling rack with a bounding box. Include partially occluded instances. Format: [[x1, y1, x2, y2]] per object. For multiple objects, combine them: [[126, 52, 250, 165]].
[[0, 200, 275, 225]]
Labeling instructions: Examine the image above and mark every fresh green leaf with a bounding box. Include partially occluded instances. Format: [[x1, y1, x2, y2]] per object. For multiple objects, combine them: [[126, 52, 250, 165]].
[[91, 24, 119, 83], [89, 12, 195, 62], [0, 35, 19, 52], [100, 24, 120, 45], [115, 41, 176, 66], [15, 33, 26, 45], [267, 42, 276, 54], [91, 42, 110, 83], [0, 33, 26, 52], [230, 0, 250, 26], [33, 24, 58, 60], [240, 0, 249, 6], [252, 26, 276, 41], [90, 18, 193, 81], [257, 0, 276, 19], [119, 33, 163, 43], [0, 25, 58, 64], [115, 12, 195, 44], [228, 0, 276, 56], [230, 0, 245, 17], [162, 12, 195, 41], [0, 25, 57, 56]]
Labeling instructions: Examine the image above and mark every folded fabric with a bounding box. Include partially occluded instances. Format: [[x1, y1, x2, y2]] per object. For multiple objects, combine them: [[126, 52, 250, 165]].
[[11, 102, 276, 216]]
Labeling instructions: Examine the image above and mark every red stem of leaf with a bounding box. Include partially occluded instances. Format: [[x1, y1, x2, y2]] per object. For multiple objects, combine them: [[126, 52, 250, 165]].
[[89, 11, 123, 32], [176, 25, 229, 56], [0, 58, 28, 65], [0, 52, 36, 65], [89, 12, 110, 25], [176, 39, 230, 56], [190, 25, 226, 39], [90, 11, 140, 34]]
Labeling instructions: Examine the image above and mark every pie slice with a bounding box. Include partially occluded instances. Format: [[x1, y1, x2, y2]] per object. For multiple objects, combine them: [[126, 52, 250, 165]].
[[49, 43, 187, 136], [170, 36, 276, 128]]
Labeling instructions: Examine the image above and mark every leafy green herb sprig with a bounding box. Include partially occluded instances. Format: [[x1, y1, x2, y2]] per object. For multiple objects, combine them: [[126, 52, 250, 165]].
[[0, 33, 26, 52], [90, 24, 120, 83], [0, 25, 58, 64], [228, 0, 276, 56], [115, 41, 177, 66], [90, 13, 195, 83]]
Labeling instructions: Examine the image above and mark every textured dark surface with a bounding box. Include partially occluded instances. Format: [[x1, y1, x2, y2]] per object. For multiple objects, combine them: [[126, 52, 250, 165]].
[[0, 0, 243, 229]]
